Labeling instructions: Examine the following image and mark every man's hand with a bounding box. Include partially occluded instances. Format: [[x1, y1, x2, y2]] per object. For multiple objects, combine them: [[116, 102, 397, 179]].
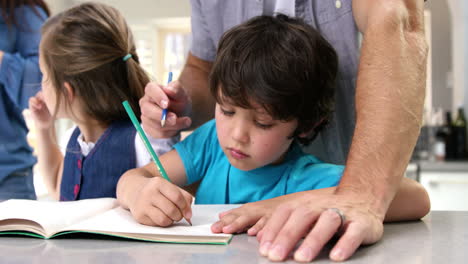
[[211, 190, 385, 262], [257, 192, 384, 262], [140, 80, 192, 138]]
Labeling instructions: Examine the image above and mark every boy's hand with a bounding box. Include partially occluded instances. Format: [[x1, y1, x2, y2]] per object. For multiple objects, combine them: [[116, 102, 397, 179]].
[[28, 91, 54, 130], [211, 198, 283, 234], [140, 80, 192, 139], [129, 176, 193, 227]]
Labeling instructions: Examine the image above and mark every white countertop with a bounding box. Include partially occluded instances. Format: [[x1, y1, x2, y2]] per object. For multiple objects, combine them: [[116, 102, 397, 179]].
[[0, 211, 466, 263]]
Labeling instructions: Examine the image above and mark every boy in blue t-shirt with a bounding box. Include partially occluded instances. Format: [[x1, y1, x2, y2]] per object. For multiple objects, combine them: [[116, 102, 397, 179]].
[[117, 15, 429, 228]]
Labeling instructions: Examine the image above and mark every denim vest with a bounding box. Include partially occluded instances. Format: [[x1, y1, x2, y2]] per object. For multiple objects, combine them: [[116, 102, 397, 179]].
[[60, 121, 136, 201]]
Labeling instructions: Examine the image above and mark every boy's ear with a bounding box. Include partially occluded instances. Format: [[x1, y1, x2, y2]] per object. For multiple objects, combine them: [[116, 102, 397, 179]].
[[298, 131, 309, 138], [298, 130, 317, 141], [63, 82, 75, 102], [298, 118, 327, 139]]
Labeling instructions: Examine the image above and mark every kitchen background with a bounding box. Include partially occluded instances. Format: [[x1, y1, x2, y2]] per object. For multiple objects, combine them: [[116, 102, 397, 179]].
[[28, 0, 468, 210]]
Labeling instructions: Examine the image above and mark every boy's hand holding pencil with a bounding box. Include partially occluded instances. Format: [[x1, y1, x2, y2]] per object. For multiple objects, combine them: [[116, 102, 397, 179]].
[[126, 175, 193, 227], [122, 100, 192, 226]]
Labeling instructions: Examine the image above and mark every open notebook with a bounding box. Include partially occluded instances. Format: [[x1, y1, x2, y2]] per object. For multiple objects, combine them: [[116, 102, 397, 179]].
[[0, 198, 233, 245]]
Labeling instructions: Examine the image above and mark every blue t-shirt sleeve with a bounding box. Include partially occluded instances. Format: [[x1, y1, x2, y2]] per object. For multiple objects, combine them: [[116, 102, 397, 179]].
[[0, 6, 47, 109], [286, 156, 344, 194], [189, 0, 216, 61], [174, 120, 219, 185]]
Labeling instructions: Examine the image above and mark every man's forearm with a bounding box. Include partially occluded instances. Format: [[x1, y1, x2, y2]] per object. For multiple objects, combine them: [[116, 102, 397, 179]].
[[179, 52, 214, 128], [339, 1, 428, 218]]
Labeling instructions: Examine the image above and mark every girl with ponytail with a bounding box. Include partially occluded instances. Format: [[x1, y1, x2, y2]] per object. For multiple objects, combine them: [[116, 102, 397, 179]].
[[28, 2, 176, 201]]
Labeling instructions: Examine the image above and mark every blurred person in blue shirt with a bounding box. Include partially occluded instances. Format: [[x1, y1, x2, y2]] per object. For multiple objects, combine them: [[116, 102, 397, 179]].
[[0, 0, 49, 200]]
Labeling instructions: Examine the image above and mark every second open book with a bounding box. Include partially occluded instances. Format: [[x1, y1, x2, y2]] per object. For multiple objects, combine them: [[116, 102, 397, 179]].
[[0, 198, 233, 245]]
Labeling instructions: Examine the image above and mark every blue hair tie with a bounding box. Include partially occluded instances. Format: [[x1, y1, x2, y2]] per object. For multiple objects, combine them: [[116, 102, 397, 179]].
[[123, 54, 132, 62]]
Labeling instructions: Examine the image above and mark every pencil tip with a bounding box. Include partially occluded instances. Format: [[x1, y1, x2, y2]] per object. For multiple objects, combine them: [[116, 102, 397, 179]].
[[161, 119, 165, 127], [187, 218, 192, 226]]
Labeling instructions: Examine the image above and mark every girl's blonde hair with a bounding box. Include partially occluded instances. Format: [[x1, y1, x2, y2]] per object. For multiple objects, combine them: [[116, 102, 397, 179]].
[[40, 2, 148, 124]]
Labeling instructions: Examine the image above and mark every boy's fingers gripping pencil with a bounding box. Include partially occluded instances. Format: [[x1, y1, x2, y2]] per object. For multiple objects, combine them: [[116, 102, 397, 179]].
[[161, 72, 173, 128], [122, 100, 192, 226]]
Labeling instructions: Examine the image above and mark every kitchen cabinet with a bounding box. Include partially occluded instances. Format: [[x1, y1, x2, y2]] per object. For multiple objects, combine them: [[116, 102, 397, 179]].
[[420, 171, 468, 211]]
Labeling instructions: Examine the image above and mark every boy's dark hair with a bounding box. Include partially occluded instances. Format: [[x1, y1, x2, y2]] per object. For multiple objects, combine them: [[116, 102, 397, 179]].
[[40, 2, 148, 124], [210, 14, 338, 145]]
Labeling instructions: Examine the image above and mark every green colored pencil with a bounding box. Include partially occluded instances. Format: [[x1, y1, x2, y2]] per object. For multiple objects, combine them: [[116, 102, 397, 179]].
[[122, 100, 171, 182]]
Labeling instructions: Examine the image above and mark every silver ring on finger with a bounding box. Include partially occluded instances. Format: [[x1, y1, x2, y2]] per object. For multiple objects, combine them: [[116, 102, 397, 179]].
[[328, 208, 346, 233]]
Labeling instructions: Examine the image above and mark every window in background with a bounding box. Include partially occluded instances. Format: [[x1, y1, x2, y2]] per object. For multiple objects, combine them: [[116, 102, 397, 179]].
[[160, 30, 191, 82], [131, 18, 192, 139], [131, 17, 191, 82], [131, 24, 157, 79]]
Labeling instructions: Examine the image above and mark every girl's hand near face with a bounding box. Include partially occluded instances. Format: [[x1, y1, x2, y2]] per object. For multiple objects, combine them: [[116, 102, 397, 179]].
[[29, 91, 64, 200], [126, 175, 193, 227], [28, 91, 54, 130]]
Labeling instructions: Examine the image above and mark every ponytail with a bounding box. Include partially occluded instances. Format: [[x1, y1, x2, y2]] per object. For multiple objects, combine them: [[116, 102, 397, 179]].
[[40, 2, 149, 124], [123, 53, 149, 120]]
